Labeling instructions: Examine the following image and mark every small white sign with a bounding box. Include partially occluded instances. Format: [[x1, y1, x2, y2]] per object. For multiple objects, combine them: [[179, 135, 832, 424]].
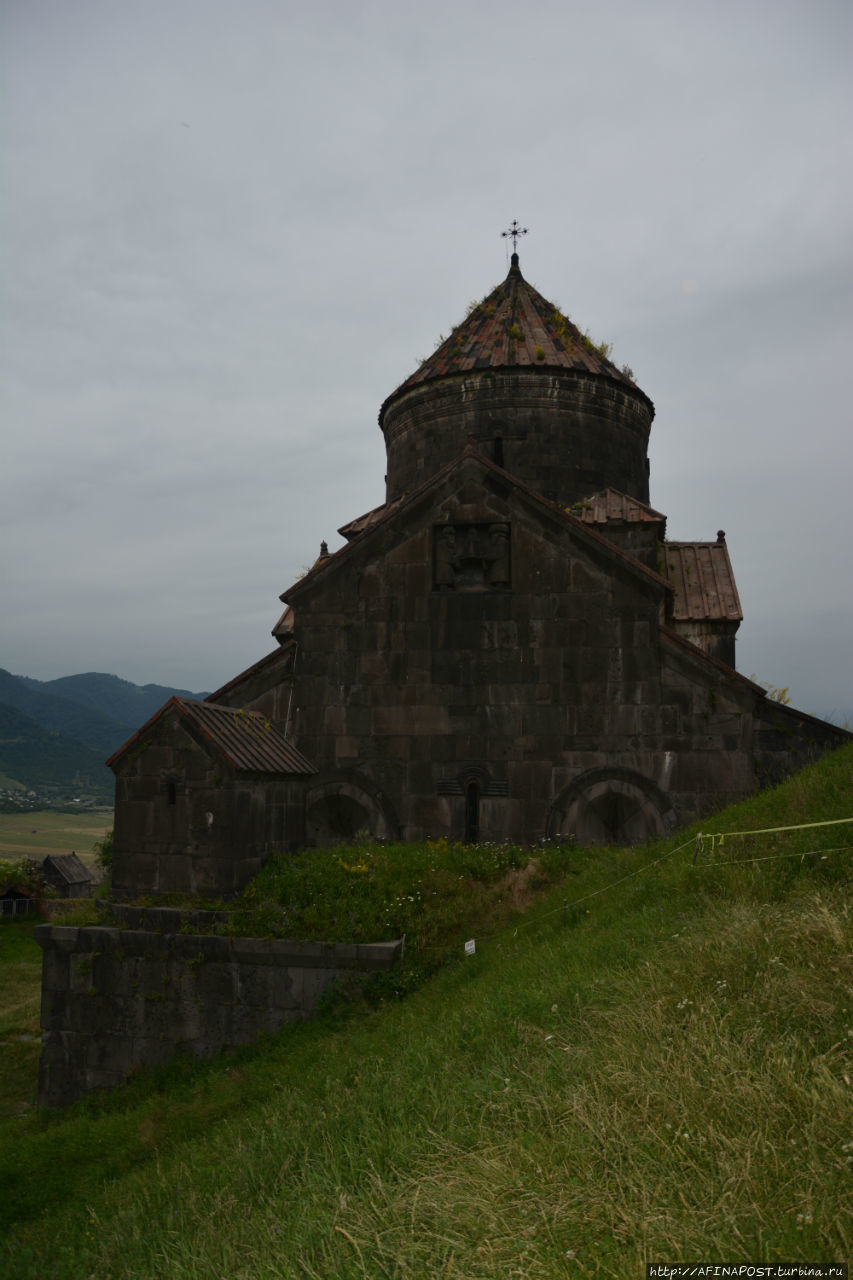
[[464, 939, 476, 956]]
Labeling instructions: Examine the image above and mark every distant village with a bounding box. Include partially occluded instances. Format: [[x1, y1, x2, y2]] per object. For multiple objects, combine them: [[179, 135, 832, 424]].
[[0, 787, 104, 815]]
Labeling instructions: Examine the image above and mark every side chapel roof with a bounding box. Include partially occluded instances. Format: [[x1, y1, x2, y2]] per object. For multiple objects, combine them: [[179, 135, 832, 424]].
[[107, 698, 314, 775], [663, 537, 743, 622], [379, 253, 651, 425]]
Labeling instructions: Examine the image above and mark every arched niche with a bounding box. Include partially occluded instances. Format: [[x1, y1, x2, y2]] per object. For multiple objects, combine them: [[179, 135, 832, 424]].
[[305, 776, 399, 847], [547, 767, 676, 846]]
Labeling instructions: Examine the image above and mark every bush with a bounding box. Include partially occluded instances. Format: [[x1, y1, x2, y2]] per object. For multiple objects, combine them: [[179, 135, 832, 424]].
[[93, 829, 113, 875]]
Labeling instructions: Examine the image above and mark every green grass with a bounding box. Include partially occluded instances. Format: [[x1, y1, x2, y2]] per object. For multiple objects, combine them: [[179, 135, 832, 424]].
[[0, 922, 42, 1120], [2, 746, 852, 1278], [0, 808, 112, 867]]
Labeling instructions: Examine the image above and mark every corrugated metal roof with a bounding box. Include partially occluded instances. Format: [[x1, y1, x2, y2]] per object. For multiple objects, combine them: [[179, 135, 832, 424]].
[[379, 255, 649, 424], [107, 697, 315, 775], [570, 488, 666, 527], [177, 700, 315, 774], [663, 539, 742, 621]]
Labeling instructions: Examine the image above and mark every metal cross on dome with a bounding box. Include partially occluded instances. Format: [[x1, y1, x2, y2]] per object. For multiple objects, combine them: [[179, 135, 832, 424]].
[[501, 220, 528, 251]]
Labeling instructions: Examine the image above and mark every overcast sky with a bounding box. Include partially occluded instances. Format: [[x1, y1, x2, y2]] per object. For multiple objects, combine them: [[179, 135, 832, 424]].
[[2, 0, 851, 717]]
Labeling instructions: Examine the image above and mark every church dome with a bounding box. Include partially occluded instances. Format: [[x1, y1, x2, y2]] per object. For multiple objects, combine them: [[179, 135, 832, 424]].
[[379, 254, 655, 507]]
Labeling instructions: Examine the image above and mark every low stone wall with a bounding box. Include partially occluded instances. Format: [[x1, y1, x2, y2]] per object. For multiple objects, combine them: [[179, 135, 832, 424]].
[[36, 923, 402, 1108]]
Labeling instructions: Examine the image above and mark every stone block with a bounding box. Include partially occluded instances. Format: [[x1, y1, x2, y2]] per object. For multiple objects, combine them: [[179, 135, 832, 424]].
[[639, 707, 660, 737], [196, 963, 238, 1006], [39, 945, 70, 994], [613, 705, 638, 736], [132, 1037, 178, 1069], [268, 966, 299, 1010], [234, 964, 272, 1008], [323, 705, 346, 734], [41, 989, 70, 1031], [45, 926, 80, 950], [372, 705, 450, 735]]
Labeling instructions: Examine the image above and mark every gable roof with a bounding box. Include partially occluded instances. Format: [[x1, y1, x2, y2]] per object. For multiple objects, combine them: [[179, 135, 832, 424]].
[[338, 494, 407, 542], [570, 487, 666, 529], [42, 852, 92, 886], [281, 446, 672, 606], [107, 697, 314, 775], [207, 644, 294, 703], [379, 255, 651, 425], [663, 539, 742, 622]]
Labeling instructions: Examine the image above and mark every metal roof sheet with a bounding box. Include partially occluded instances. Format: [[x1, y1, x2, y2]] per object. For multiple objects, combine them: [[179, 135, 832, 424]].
[[107, 697, 315, 775], [176, 700, 315, 774], [663, 540, 742, 622], [379, 256, 649, 424], [570, 488, 666, 527]]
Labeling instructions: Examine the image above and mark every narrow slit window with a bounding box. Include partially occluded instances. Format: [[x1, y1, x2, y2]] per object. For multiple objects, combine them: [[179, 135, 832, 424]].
[[464, 782, 480, 844], [167, 780, 177, 806], [493, 436, 504, 467]]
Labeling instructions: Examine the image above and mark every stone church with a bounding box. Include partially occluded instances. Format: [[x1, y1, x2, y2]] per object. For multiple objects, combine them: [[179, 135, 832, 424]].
[[109, 251, 847, 898]]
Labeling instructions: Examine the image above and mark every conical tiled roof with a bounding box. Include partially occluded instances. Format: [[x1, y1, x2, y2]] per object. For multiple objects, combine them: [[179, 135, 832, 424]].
[[380, 254, 644, 424]]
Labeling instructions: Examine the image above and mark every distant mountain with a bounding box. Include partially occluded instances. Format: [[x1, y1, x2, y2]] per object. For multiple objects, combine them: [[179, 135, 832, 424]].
[[14, 671, 209, 733], [0, 702, 114, 798], [0, 670, 210, 800], [0, 669, 131, 754]]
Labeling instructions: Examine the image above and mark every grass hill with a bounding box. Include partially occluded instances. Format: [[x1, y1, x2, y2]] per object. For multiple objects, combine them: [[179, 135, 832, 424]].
[[1, 744, 851, 1278]]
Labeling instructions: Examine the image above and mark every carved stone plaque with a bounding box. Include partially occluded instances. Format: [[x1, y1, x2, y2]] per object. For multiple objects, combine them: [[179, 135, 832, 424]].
[[433, 523, 510, 590]]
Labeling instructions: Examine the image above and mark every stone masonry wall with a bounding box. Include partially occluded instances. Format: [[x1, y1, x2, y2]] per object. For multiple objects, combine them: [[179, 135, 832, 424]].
[[286, 460, 681, 844], [111, 714, 307, 898], [36, 923, 402, 1107], [382, 369, 653, 508]]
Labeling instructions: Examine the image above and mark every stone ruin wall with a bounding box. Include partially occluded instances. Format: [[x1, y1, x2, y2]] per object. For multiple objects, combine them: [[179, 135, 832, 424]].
[[36, 919, 402, 1107]]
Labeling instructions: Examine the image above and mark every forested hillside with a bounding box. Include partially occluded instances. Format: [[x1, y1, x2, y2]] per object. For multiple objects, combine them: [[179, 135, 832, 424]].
[[11, 671, 208, 735], [0, 670, 208, 800], [0, 703, 113, 798]]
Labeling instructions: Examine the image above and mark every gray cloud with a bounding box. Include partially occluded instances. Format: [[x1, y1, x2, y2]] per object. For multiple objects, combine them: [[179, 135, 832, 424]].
[[2, 0, 851, 715]]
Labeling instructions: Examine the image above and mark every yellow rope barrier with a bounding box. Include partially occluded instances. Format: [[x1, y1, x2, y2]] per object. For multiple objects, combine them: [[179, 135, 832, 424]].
[[698, 816, 853, 840]]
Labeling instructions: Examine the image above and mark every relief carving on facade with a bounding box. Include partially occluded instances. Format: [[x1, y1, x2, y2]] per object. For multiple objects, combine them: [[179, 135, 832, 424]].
[[433, 522, 511, 590]]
